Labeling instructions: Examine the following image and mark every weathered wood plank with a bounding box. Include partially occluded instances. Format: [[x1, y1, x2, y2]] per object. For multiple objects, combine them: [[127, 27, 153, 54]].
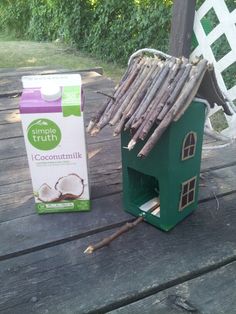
[[0, 70, 112, 96], [0, 192, 131, 259], [0, 193, 235, 313], [1, 157, 236, 203], [169, 0, 196, 58], [0, 87, 111, 112], [201, 144, 236, 171], [0, 66, 103, 78], [0, 97, 19, 111], [0, 124, 22, 140], [0, 162, 236, 254], [0, 138, 121, 197], [1, 130, 236, 217], [0, 97, 113, 143], [0, 121, 115, 144], [1, 128, 236, 176], [109, 261, 236, 314], [0, 161, 235, 227]]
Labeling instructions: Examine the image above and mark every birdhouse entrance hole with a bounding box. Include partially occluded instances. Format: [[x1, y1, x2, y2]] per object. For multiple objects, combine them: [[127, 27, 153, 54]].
[[126, 167, 161, 218]]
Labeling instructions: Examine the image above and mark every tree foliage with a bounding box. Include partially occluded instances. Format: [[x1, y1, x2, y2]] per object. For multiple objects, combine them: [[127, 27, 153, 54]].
[[0, 0, 172, 65]]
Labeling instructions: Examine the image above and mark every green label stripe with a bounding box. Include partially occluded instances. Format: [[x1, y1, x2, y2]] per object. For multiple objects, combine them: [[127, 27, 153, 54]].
[[36, 200, 90, 213], [62, 86, 81, 117]]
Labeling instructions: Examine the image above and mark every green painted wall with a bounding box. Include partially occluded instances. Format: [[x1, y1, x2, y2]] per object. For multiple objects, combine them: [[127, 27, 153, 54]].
[[121, 100, 206, 231]]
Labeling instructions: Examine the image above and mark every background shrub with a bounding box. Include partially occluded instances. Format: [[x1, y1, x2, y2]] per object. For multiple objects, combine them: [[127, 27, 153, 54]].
[[0, 0, 172, 65], [84, 0, 172, 64], [0, 0, 31, 38]]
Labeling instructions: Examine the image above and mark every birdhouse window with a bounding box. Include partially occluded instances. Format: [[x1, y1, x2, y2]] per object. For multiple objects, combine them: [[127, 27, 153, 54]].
[[179, 176, 197, 211], [182, 132, 197, 160]]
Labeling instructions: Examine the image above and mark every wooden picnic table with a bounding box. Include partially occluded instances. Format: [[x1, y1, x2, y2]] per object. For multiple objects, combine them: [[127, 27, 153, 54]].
[[0, 67, 236, 314]]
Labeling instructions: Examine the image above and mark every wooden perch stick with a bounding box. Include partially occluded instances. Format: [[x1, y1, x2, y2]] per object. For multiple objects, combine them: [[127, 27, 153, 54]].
[[84, 216, 144, 254]]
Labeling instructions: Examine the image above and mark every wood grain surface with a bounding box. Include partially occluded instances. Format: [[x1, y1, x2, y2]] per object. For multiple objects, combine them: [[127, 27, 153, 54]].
[[0, 66, 235, 314]]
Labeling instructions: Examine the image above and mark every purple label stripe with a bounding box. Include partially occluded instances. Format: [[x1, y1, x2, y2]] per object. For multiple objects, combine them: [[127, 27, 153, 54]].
[[19, 88, 62, 114]]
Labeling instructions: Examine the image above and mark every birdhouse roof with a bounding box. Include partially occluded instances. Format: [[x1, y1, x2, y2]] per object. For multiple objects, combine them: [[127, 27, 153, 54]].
[[87, 55, 231, 157]]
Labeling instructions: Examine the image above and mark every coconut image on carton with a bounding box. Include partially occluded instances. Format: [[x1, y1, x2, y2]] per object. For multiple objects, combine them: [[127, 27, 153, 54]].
[[19, 74, 90, 213]]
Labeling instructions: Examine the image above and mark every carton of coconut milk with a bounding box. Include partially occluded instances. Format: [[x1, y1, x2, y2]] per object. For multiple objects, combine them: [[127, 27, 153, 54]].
[[19, 74, 90, 213]]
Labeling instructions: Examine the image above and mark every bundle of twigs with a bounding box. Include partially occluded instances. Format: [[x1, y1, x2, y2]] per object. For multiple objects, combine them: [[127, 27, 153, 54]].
[[87, 54, 208, 158]]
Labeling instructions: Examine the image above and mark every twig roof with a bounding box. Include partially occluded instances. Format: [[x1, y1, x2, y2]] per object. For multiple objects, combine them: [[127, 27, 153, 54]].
[[87, 55, 231, 158]]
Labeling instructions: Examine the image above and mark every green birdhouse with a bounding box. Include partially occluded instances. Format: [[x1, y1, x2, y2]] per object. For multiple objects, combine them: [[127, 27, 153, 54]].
[[121, 100, 206, 231], [87, 53, 232, 233]]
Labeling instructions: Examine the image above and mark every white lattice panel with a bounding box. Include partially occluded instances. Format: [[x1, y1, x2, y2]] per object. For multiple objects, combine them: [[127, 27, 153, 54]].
[[191, 0, 236, 101], [190, 0, 236, 137]]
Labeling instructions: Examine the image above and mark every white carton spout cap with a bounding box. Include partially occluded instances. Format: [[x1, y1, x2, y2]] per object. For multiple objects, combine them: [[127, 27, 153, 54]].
[[41, 84, 61, 102]]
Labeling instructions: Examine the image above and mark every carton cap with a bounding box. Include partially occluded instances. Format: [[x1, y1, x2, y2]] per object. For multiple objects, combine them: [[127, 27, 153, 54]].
[[41, 84, 61, 102]]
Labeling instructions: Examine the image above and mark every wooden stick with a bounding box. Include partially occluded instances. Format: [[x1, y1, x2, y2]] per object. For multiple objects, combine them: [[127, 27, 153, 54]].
[[123, 59, 160, 119], [88, 57, 143, 134], [128, 59, 174, 130], [86, 57, 140, 134], [174, 64, 208, 120], [127, 96, 159, 149], [139, 61, 182, 141], [96, 91, 115, 100], [138, 59, 208, 158], [127, 59, 176, 149], [123, 61, 163, 131], [109, 59, 152, 126], [119, 56, 142, 83], [157, 63, 192, 121], [95, 59, 145, 131], [113, 60, 160, 136], [125, 62, 165, 130], [84, 217, 144, 254]]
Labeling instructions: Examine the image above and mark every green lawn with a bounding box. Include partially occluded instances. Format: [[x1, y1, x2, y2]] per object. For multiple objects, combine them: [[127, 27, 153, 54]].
[[0, 34, 125, 83]]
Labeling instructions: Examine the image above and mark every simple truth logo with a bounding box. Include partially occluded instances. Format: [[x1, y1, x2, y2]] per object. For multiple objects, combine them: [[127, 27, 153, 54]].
[[27, 119, 61, 150]]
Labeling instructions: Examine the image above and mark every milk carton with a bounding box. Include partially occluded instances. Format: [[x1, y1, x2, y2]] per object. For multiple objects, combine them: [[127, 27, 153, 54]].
[[19, 74, 90, 213]]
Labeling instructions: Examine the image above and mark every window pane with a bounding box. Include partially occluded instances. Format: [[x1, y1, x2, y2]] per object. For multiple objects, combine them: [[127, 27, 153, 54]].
[[181, 195, 188, 208], [189, 146, 195, 156], [183, 183, 188, 194], [189, 179, 196, 190], [184, 148, 189, 158], [185, 134, 191, 146], [190, 133, 195, 145], [188, 191, 194, 203]]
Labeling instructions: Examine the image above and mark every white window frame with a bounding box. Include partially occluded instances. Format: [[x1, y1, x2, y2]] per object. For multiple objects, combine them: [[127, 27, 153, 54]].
[[179, 176, 197, 211], [182, 132, 197, 160]]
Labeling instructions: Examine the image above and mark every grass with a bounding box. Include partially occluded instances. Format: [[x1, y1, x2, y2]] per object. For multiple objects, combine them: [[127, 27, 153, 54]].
[[0, 33, 125, 83]]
